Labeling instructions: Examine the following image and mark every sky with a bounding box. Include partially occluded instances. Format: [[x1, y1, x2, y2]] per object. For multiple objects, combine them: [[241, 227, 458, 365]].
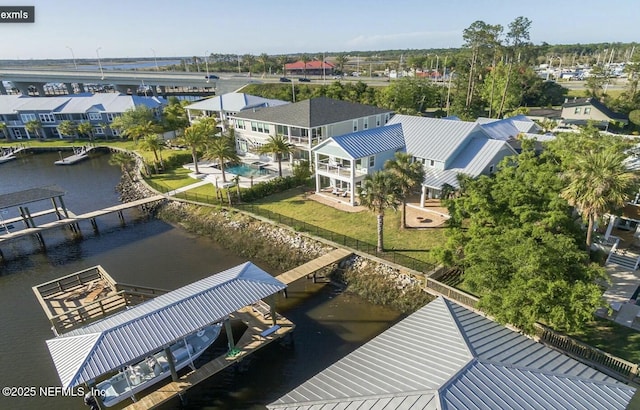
[[0, 0, 638, 60]]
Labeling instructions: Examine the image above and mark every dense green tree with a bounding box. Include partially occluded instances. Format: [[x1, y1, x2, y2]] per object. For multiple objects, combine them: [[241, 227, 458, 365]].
[[25, 120, 43, 139], [0, 122, 7, 139], [205, 135, 239, 183], [179, 117, 216, 174], [257, 134, 295, 177], [462, 20, 504, 108], [585, 65, 609, 98], [357, 171, 402, 252], [110, 106, 158, 141], [57, 120, 78, 138], [258, 53, 270, 77], [162, 97, 189, 137], [481, 61, 521, 117], [77, 122, 94, 143], [376, 77, 439, 114], [506, 16, 532, 62], [109, 151, 136, 181], [384, 152, 425, 229]]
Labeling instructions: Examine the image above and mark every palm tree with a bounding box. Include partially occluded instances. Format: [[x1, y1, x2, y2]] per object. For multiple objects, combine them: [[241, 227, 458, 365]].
[[25, 120, 43, 139], [384, 152, 426, 229], [258, 53, 270, 77], [58, 120, 78, 139], [357, 171, 402, 252], [561, 149, 639, 247], [77, 122, 94, 144], [335, 54, 349, 75], [257, 134, 295, 177], [300, 54, 311, 78], [276, 55, 289, 75], [205, 136, 239, 183], [138, 134, 165, 174], [179, 117, 216, 174], [0, 122, 9, 139], [162, 98, 189, 138], [109, 152, 136, 181]]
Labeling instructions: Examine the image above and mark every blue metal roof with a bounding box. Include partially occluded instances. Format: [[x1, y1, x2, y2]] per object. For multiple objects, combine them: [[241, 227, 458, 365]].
[[313, 123, 405, 159], [47, 262, 286, 389]]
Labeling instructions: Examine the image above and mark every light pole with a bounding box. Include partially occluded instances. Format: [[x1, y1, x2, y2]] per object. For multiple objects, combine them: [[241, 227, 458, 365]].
[[434, 54, 439, 81], [151, 48, 159, 70], [66, 46, 77, 71], [96, 47, 104, 80], [205, 50, 210, 82]]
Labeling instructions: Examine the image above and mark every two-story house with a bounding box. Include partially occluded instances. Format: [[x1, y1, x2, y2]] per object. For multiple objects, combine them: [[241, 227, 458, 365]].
[[561, 97, 628, 128], [232, 96, 393, 163], [0, 93, 165, 139], [312, 123, 405, 206], [184, 92, 288, 132]]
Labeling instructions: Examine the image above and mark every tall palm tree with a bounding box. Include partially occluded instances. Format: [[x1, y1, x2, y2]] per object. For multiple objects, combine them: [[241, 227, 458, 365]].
[[138, 134, 165, 174], [258, 53, 270, 77], [276, 55, 289, 75], [25, 120, 43, 139], [385, 152, 426, 229], [561, 149, 638, 247], [257, 134, 295, 177], [335, 54, 349, 75], [300, 54, 311, 78], [357, 171, 402, 252], [109, 152, 136, 181], [205, 136, 239, 183], [179, 117, 216, 174]]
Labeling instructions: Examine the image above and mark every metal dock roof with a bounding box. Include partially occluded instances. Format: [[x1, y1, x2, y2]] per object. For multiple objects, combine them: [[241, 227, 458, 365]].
[[46, 262, 286, 389]]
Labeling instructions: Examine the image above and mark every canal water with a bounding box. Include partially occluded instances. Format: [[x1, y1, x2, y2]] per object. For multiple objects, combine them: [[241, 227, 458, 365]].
[[0, 152, 403, 410]]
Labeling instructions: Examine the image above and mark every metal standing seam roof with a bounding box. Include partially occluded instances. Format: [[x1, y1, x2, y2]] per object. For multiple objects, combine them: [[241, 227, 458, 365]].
[[268, 297, 635, 410], [232, 96, 393, 128], [387, 115, 487, 164], [312, 123, 406, 159], [479, 120, 520, 141], [46, 262, 286, 389], [0, 93, 164, 115], [421, 138, 513, 189], [0, 186, 66, 210], [185, 92, 288, 113]]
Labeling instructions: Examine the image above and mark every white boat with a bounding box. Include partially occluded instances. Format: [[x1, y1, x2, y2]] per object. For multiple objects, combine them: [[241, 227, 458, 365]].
[[95, 323, 222, 407]]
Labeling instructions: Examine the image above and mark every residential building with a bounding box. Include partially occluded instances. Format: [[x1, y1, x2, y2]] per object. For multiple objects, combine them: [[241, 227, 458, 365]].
[[388, 115, 517, 202], [0, 93, 165, 139], [312, 123, 405, 206], [561, 97, 628, 127], [184, 92, 288, 131], [232, 96, 393, 163], [268, 296, 635, 410], [284, 60, 335, 77], [476, 114, 543, 140]]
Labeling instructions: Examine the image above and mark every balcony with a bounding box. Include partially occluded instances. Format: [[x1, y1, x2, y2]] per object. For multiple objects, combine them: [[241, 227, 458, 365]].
[[316, 160, 352, 178]]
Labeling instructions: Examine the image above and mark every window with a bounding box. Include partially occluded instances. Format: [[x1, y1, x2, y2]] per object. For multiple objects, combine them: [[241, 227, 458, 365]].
[[276, 124, 289, 135], [51, 128, 60, 136], [39, 113, 55, 123], [430, 160, 435, 167], [106, 113, 118, 121], [20, 113, 36, 123], [88, 113, 102, 121], [12, 128, 23, 138], [111, 128, 120, 136], [584, 107, 591, 114], [363, 118, 368, 130], [236, 119, 246, 130], [251, 122, 258, 132], [353, 120, 358, 132], [311, 127, 322, 139], [384, 113, 390, 123], [369, 156, 375, 167], [489, 164, 495, 174], [376, 115, 381, 127], [94, 127, 104, 135], [574, 107, 581, 114]]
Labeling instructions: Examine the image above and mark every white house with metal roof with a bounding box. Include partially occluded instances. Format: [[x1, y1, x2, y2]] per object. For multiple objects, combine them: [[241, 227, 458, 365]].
[[0, 93, 165, 139], [268, 296, 636, 410], [46, 262, 286, 390], [232, 97, 393, 163], [388, 114, 517, 202], [185, 92, 288, 131], [476, 114, 542, 137], [312, 123, 405, 206]]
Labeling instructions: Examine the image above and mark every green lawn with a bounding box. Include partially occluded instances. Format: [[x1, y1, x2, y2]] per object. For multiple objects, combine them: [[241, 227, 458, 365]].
[[146, 167, 199, 191], [568, 317, 640, 364]]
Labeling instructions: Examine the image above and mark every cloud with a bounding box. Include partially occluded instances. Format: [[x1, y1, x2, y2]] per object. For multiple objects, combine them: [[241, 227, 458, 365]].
[[346, 30, 461, 50]]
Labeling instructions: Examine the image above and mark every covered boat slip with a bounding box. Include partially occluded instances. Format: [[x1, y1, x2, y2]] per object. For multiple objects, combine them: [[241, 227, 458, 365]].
[[43, 262, 291, 407]]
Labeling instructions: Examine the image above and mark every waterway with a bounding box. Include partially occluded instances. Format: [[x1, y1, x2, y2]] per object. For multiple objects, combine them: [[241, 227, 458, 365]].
[[0, 151, 403, 410]]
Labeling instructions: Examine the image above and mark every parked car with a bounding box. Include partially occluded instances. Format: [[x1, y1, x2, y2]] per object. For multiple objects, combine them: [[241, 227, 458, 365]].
[[298, 78, 311, 82], [279, 77, 291, 82], [204, 75, 219, 80]]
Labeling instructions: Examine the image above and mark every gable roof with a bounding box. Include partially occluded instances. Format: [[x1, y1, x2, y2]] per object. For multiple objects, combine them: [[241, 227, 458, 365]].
[[562, 97, 628, 121], [47, 262, 286, 389], [313, 123, 405, 159], [232, 97, 392, 128], [422, 138, 514, 189], [478, 119, 521, 141], [388, 114, 488, 163], [185, 92, 288, 113], [268, 297, 635, 410], [0, 93, 165, 115]]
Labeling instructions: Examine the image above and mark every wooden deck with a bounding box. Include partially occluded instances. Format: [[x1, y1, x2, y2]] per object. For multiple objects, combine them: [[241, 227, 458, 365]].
[[275, 248, 352, 284], [124, 307, 294, 410], [0, 195, 165, 244]]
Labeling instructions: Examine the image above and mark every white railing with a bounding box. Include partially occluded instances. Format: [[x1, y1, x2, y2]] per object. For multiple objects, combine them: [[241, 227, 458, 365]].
[[605, 237, 620, 266]]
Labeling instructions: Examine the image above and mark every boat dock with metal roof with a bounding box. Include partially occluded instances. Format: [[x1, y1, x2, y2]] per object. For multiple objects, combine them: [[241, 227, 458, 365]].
[[36, 262, 294, 409]]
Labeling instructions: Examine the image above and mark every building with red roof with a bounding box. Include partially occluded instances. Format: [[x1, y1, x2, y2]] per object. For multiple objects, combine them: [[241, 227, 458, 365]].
[[285, 60, 335, 77]]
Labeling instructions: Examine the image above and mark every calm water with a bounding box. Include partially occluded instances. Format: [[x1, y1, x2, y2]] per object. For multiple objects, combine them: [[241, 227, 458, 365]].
[[0, 152, 402, 410]]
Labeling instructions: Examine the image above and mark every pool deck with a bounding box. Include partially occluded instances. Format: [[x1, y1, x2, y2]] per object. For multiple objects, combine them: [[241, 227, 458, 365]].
[[182, 158, 292, 189]]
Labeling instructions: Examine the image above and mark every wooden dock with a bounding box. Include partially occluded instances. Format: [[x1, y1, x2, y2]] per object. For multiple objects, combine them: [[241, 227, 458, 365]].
[[54, 146, 95, 165], [0, 195, 165, 246], [276, 248, 352, 284], [124, 307, 294, 410]]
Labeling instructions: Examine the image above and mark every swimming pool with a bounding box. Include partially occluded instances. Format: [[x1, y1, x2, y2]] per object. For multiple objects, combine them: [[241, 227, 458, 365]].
[[225, 163, 275, 177]]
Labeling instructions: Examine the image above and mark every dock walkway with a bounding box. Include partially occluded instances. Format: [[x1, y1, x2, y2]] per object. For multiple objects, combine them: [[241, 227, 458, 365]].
[[124, 307, 294, 410], [275, 248, 352, 284], [54, 145, 95, 165]]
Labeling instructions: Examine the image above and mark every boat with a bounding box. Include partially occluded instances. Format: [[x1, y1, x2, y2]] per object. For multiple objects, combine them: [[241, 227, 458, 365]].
[[95, 323, 222, 407]]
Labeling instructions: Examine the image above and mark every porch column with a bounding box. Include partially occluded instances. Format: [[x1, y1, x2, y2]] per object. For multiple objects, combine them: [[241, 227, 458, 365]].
[[224, 317, 235, 351], [267, 295, 277, 326], [314, 152, 321, 193], [420, 186, 427, 208], [163, 347, 179, 382], [350, 163, 355, 206], [604, 215, 616, 240]]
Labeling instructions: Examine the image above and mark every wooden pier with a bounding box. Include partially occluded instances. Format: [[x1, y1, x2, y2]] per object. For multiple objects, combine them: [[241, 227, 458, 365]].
[[124, 307, 294, 410], [276, 248, 352, 284], [0, 195, 166, 250], [54, 145, 96, 165]]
